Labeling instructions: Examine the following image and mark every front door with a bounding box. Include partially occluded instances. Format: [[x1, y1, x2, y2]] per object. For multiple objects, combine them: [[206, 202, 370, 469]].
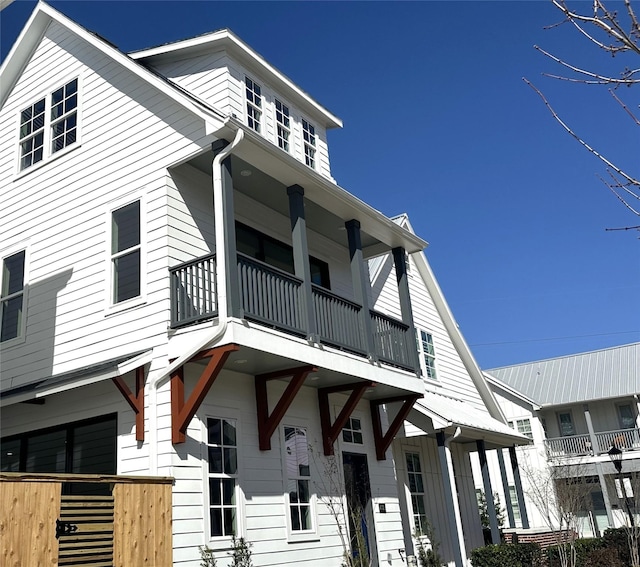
[[342, 452, 377, 566]]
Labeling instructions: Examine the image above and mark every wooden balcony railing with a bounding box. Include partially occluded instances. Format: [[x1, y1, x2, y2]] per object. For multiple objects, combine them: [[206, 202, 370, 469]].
[[170, 253, 415, 371], [544, 428, 640, 458]]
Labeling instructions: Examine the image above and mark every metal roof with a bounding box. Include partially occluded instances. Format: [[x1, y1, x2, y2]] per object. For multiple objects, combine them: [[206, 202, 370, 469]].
[[486, 343, 640, 407]]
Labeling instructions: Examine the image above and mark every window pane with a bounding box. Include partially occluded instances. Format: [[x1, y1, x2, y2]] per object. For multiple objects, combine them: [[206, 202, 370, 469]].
[[223, 508, 235, 535], [300, 504, 311, 530], [1, 296, 23, 342], [298, 479, 310, 503], [112, 201, 140, 254], [71, 417, 117, 474], [619, 405, 635, 429], [2, 251, 25, 296], [210, 508, 222, 536], [25, 430, 66, 473], [263, 239, 294, 274], [209, 478, 221, 505], [1, 439, 21, 471], [222, 479, 235, 505], [208, 447, 222, 473], [224, 447, 237, 474], [113, 250, 140, 303], [208, 418, 221, 445], [223, 420, 236, 445]]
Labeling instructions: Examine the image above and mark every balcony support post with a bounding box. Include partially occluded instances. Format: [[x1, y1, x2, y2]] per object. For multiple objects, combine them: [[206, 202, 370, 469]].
[[212, 140, 241, 318], [477, 440, 500, 544], [496, 448, 516, 527], [392, 247, 420, 374], [583, 403, 600, 455], [595, 461, 616, 530], [345, 220, 376, 359], [508, 445, 530, 529], [287, 185, 317, 340]]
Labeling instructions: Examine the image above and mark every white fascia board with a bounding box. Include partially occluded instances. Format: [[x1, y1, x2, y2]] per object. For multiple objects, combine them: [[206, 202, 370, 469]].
[[1, 2, 225, 133], [129, 29, 343, 130], [223, 120, 427, 254]]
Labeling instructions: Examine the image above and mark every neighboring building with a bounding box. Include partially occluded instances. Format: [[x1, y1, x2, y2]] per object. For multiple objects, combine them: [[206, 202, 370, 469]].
[[475, 343, 640, 539], [0, 3, 527, 566]]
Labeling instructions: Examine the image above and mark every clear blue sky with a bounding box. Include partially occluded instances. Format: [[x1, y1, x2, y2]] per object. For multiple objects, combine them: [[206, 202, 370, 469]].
[[2, 1, 639, 369]]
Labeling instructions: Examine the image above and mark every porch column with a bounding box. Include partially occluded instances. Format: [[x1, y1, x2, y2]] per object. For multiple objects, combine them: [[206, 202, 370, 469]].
[[345, 220, 376, 357], [437, 432, 467, 567], [477, 440, 500, 543], [508, 445, 530, 529], [287, 185, 316, 340], [583, 403, 600, 455], [212, 140, 241, 318], [497, 448, 515, 528], [595, 461, 615, 529], [392, 247, 420, 373]]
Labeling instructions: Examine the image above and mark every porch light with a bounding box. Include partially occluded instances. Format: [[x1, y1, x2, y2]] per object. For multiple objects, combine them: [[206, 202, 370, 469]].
[[608, 445, 623, 473]]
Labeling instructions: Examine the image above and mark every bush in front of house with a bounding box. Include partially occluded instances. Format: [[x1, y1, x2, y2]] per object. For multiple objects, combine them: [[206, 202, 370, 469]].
[[470, 543, 543, 567]]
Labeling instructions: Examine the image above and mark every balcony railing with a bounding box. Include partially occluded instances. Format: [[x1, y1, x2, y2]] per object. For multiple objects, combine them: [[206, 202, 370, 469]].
[[170, 253, 415, 371], [544, 428, 640, 458]]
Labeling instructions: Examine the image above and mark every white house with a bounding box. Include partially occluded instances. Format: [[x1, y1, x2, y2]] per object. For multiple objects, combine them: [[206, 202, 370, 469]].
[[475, 343, 640, 540], [0, 3, 527, 566]]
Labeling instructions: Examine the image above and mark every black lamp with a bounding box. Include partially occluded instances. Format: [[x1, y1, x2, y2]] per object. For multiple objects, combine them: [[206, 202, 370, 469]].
[[608, 445, 623, 473]]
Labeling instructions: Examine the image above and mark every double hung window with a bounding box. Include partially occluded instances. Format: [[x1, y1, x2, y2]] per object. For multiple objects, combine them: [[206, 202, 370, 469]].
[[207, 418, 238, 537], [275, 99, 290, 152], [406, 452, 427, 535], [302, 118, 316, 169], [111, 200, 141, 304], [419, 330, 437, 380], [510, 418, 533, 439], [1, 251, 26, 343], [19, 78, 78, 171], [245, 77, 262, 133], [284, 426, 312, 532]]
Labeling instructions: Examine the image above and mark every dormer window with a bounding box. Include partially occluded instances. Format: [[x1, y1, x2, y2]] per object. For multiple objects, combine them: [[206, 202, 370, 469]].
[[302, 118, 316, 169], [275, 99, 290, 152], [245, 77, 262, 133], [19, 78, 78, 171]]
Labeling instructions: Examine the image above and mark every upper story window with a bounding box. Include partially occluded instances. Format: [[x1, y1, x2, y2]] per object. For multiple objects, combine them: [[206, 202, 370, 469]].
[[302, 118, 316, 169], [418, 330, 437, 380], [1, 250, 26, 343], [207, 417, 238, 538], [245, 77, 262, 133], [284, 426, 312, 532], [275, 99, 290, 152], [557, 411, 576, 437], [111, 200, 141, 304], [509, 418, 533, 439], [19, 78, 78, 171], [618, 404, 636, 429], [342, 417, 363, 444]]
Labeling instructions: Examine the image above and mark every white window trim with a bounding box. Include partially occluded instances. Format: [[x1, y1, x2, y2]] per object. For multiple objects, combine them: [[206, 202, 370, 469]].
[[341, 415, 364, 446], [14, 74, 82, 179], [274, 98, 292, 153], [418, 329, 439, 381], [104, 192, 146, 314], [510, 417, 533, 439], [202, 411, 246, 545], [244, 76, 262, 134], [281, 423, 319, 543], [0, 243, 30, 349], [301, 117, 316, 170], [404, 450, 428, 536]]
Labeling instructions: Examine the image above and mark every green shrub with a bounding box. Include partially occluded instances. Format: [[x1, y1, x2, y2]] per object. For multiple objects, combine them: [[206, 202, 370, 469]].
[[471, 543, 543, 567], [603, 527, 636, 567]]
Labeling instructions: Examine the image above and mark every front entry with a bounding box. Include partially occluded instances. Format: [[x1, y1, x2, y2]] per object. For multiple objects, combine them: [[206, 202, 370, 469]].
[[342, 452, 377, 566]]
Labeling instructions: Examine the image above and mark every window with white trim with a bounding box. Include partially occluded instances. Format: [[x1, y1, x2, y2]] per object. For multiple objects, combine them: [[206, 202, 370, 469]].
[[111, 200, 141, 304], [302, 118, 316, 169], [207, 417, 238, 537], [406, 452, 427, 535], [275, 99, 290, 152], [342, 417, 363, 444], [284, 426, 312, 532], [418, 330, 437, 380], [245, 77, 262, 133], [1, 250, 26, 343], [19, 78, 78, 171], [508, 485, 522, 522], [509, 418, 533, 439]]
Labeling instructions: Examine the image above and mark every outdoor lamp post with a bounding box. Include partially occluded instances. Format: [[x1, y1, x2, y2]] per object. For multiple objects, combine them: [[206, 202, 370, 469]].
[[608, 445, 635, 527]]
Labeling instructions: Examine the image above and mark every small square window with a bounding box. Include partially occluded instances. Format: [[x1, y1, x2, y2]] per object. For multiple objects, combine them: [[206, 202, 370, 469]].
[[342, 417, 363, 444]]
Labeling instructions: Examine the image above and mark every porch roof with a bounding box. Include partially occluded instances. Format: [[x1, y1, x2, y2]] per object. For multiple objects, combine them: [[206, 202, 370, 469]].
[[0, 350, 152, 407], [406, 390, 530, 447]]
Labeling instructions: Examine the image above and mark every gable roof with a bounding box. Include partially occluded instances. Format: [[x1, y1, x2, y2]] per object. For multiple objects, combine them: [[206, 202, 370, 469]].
[[486, 342, 640, 407], [129, 29, 343, 130], [0, 1, 226, 133]]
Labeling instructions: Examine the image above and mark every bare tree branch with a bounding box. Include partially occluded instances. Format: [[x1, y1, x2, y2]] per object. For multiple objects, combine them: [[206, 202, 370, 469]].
[[609, 88, 640, 125]]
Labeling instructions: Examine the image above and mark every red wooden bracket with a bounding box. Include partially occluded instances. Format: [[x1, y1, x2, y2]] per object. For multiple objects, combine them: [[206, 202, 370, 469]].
[[171, 344, 239, 444], [370, 394, 422, 460], [255, 365, 317, 451], [318, 381, 375, 456], [112, 365, 145, 442]]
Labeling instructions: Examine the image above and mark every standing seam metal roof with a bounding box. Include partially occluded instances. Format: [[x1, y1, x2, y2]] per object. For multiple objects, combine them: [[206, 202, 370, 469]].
[[485, 343, 640, 406]]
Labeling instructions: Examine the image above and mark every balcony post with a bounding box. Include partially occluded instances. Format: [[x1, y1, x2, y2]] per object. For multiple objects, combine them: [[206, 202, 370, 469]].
[[287, 185, 316, 340], [392, 247, 420, 373], [583, 403, 600, 455], [595, 461, 616, 530], [496, 448, 516, 527], [345, 220, 376, 358], [212, 140, 241, 318], [477, 440, 500, 544], [508, 445, 530, 529]]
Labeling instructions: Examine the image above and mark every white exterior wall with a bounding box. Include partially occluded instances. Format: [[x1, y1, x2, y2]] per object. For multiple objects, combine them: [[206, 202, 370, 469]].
[[0, 21, 212, 392], [370, 253, 485, 409], [151, 50, 334, 180]]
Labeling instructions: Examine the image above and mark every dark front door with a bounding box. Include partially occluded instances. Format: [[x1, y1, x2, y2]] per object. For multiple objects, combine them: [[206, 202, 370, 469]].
[[342, 452, 376, 566]]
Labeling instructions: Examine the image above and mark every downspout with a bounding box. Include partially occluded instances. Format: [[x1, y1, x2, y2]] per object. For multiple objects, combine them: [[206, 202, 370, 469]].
[[147, 125, 244, 474]]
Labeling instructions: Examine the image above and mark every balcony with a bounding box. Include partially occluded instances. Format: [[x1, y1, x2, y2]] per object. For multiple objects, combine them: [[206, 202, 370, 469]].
[[170, 252, 415, 371], [544, 428, 640, 459]]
